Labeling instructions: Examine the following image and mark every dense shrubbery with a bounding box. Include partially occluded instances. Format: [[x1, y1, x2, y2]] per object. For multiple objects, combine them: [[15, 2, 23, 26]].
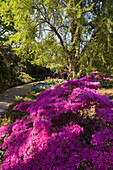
[[0, 53, 11, 91], [0, 46, 53, 92], [22, 61, 52, 81], [0, 45, 20, 92], [0, 73, 113, 169]]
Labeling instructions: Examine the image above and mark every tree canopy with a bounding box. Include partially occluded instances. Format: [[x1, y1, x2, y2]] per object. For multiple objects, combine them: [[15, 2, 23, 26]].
[[0, 0, 113, 79]]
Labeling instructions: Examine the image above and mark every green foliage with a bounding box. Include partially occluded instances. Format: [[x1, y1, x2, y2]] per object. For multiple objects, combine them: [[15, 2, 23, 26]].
[[21, 61, 52, 81], [15, 95, 23, 101], [0, 53, 11, 91], [0, 44, 20, 92], [0, 0, 113, 79], [18, 72, 33, 83], [44, 78, 64, 84], [100, 80, 113, 89]]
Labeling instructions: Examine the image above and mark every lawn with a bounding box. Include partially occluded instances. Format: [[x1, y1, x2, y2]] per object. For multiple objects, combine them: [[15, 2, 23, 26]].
[[0, 74, 113, 170]]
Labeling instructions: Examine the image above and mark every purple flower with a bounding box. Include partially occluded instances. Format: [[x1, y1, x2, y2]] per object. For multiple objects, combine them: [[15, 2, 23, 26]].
[[0, 73, 113, 169]]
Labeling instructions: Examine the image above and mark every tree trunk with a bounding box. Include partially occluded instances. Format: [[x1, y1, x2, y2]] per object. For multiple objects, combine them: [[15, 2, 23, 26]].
[[67, 63, 72, 80]]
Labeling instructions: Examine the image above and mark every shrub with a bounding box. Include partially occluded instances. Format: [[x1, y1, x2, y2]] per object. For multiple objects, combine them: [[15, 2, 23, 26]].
[[0, 45, 20, 92], [22, 61, 52, 81], [18, 72, 33, 83], [0, 74, 113, 169]]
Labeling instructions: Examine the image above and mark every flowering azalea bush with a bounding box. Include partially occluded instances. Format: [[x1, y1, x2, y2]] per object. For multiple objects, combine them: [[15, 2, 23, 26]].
[[90, 72, 110, 82], [0, 74, 113, 169]]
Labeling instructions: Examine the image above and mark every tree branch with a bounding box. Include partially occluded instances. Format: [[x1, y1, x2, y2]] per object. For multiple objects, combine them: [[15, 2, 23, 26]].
[[57, 25, 68, 31], [45, 20, 68, 52]]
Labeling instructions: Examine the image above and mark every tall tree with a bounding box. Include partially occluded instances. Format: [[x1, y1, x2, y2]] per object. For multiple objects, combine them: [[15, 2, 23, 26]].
[[0, 0, 113, 79]]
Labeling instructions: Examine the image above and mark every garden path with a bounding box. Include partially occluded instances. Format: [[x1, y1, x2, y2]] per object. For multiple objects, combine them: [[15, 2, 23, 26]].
[[0, 82, 113, 118], [0, 82, 38, 117]]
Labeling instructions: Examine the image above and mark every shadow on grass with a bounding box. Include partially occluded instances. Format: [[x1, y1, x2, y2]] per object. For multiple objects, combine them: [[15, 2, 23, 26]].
[[0, 101, 27, 127], [0, 91, 40, 127]]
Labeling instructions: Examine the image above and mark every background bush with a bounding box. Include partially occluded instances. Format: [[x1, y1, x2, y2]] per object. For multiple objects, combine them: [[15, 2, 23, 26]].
[[0, 45, 20, 92]]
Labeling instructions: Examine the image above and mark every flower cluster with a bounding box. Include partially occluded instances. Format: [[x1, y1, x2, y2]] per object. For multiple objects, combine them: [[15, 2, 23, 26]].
[[0, 74, 113, 169], [90, 72, 110, 82]]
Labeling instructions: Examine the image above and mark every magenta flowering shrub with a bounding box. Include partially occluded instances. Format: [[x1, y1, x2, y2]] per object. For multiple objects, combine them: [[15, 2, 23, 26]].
[[0, 74, 113, 169], [90, 72, 110, 82]]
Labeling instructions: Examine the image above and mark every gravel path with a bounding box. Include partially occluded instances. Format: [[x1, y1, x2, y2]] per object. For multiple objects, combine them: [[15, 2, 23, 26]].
[[0, 82, 38, 115]]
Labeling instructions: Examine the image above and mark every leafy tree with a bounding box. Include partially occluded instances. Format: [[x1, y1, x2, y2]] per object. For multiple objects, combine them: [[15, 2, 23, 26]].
[[0, 0, 113, 79], [78, 0, 113, 77], [0, 18, 16, 43]]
